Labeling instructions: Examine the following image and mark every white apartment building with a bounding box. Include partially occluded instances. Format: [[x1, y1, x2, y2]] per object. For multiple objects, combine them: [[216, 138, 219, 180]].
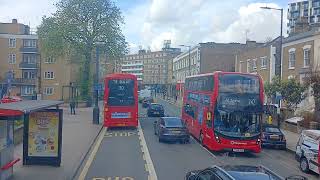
[[288, 0, 320, 34], [172, 46, 200, 83], [121, 60, 143, 82]]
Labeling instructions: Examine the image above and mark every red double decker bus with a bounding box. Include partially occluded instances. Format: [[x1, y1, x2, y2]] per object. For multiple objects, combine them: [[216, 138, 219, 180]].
[[182, 72, 264, 153], [104, 73, 138, 128]]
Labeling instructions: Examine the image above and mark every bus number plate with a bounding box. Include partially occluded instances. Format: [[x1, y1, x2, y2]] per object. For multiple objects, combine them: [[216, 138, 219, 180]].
[[233, 149, 244, 152], [112, 112, 130, 119]]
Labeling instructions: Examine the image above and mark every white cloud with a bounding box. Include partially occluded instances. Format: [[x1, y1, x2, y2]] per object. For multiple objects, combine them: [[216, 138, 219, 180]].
[[123, 0, 287, 52], [0, 0, 58, 28]]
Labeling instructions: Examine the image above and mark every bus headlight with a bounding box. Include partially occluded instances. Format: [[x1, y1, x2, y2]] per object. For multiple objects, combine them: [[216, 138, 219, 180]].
[[215, 135, 221, 143], [256, 138, 261, 145]]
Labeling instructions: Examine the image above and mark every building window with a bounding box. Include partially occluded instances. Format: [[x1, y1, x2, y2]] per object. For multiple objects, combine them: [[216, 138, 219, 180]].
[[45, 57, 56, 64], [23, 71, 36, 79], [44, 71, 55, 79], [239, 61, 243, 72], [23, 39, 37, 48], [8, 53, 16, 64], [246, 59, 251, 73], [23, 55, 37, 64], [44, 87, 54, 95], [8, 38, 16, 48], [21, 86, 35, 95], [303, 49, 310, 67], [260, 57, 267, 69], [252, 59, 257, 70], [289, 51, 296, 69]]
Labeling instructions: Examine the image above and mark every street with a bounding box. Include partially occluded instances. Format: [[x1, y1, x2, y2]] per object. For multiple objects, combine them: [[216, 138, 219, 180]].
[[79, 99, 318, 180]]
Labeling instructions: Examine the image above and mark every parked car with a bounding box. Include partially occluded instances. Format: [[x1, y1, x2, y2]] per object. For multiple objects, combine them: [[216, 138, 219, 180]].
[[142, 97, 153, 108], [147, 103, 164, 117], [154, 117, 189, 143], [295, 130, 320, 175], [185, 165, 307, 180], [261, 124, 286, 150]]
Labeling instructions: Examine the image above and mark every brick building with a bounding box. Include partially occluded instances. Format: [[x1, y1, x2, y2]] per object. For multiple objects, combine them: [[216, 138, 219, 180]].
[[173, 41, 258, 84], [235, 37, 281, 83], [281, 30, 320, 111]]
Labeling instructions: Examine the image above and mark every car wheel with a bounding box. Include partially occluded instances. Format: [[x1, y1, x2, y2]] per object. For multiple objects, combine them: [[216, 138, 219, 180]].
[[199, 132, 204, 145], [300, 157, 310, 173]]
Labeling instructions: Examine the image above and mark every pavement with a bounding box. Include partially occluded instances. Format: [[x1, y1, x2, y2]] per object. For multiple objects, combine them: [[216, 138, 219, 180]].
[[75, 98, 318, 180], [12, 107, 102, 180]]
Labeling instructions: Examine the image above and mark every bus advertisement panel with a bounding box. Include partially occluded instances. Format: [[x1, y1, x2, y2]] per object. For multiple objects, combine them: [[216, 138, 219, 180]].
[[104, 74, 138, 128], [182, 72, 264, 153]]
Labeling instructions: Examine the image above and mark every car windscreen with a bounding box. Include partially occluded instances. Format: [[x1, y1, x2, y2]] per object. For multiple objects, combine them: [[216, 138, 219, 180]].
[[164, 118, 183, 127], [265, 127, 281, 133], [107, 79, 135, 106], [151, 104, 163, 110]]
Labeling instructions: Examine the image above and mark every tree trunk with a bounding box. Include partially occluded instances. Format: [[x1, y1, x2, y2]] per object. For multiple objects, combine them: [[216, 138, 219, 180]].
[[81, 52, 92, 106]]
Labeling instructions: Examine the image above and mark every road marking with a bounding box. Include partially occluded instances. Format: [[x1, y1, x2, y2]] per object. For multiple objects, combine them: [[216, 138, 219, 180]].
[[144, 164, 149, 172], [138, 122, 158, 180], [104, 131, 137, 138], [190, 136, 217, 158], [92, 177, 134, 180], [78, 128, 106, 180]]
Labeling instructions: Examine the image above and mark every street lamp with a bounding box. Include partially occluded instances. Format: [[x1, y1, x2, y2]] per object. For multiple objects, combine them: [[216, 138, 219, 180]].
[[93, 41, 105, 124], [260, 6, 283, 78], [179, 45, 192, 76]]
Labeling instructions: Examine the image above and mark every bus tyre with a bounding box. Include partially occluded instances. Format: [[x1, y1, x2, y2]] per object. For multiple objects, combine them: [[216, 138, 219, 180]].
[[300, 157, 310, 173], [199, 132, 204, 145]]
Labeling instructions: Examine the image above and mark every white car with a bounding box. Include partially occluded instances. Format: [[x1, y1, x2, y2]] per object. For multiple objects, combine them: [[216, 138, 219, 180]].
[[295, 130, 320, 175]]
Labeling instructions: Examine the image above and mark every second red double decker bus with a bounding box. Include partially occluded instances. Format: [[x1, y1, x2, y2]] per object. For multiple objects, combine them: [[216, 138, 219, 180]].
[[104, 73, 138, 128], [182, 72, 264, 153]]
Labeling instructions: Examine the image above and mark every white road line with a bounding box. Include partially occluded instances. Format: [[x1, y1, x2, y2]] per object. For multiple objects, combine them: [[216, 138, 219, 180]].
[[78, 128, 106, 180], [138, 122, 158, 180]]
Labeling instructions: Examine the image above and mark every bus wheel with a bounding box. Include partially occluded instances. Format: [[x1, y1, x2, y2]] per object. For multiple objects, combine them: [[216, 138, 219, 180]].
[[300, 157, 310, 173], [199, 132, 204, 145]]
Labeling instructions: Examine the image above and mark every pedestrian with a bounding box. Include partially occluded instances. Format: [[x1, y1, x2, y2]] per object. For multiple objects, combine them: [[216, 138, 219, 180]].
[[70, 99, 76, 115], [175, 94, 178, 102]]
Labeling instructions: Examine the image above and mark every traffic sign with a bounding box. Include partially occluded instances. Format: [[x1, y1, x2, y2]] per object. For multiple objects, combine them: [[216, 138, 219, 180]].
[[94, 84, 103, 91]]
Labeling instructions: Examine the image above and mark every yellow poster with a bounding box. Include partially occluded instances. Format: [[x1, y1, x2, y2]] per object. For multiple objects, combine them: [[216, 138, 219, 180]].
[[28, 111, 59, 157]]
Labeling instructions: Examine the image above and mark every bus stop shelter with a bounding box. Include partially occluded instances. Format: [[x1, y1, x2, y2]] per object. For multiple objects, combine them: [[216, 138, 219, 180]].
[[0, 100, 63, 180]]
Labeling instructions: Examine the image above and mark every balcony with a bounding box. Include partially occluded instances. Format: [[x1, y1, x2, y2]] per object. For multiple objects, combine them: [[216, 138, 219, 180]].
[[19, 62, 37, 69], [12, 78, 36, 85], [20, 46, 39, 53]]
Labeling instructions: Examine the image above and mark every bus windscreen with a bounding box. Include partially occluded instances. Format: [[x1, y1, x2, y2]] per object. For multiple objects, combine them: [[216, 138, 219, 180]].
[[107, 79, 135, 106], [219, 74, 259, 94]]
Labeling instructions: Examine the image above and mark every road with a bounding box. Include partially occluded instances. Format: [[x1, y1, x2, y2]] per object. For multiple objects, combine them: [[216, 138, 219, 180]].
[[78, 98, 318, 180]]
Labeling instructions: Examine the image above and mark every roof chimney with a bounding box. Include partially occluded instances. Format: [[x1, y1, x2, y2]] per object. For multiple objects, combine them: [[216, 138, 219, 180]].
[[12, 19, 18, 24]]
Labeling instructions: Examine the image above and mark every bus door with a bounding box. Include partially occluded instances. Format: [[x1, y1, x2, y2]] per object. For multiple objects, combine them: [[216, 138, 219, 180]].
[[184, 103, 196, 135], [203, 107, 214, 145], [195, 106, 204, 138]]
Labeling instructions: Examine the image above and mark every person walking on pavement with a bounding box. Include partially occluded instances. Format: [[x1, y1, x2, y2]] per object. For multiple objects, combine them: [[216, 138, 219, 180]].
[[70, 99, 76, 115]]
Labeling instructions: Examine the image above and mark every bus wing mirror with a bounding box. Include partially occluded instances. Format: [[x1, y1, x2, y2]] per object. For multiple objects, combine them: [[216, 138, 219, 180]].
[[206, 112, 212, 120]]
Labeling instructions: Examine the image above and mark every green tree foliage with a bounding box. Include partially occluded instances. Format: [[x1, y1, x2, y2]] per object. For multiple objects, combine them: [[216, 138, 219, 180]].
[[280, 79, 307, 110], [264, 76, 306, 110], [305, 70, 320, 122], [264, 76, 281, 102], [37, 0, 128, 102]]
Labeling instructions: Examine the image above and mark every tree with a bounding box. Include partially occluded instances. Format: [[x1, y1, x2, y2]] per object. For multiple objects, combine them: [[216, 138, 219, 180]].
[[305, 70, 320, 122], [264, 76, 281, 104], [38, 0, 128, 103], [280, 79, 307, 111]]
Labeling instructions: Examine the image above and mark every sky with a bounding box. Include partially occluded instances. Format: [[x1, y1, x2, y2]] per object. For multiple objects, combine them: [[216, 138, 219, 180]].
[[0, 0, 289, 53]]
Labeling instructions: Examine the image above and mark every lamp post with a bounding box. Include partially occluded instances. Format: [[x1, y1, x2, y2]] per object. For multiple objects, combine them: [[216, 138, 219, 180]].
[[179, 45, 192, 76], [261, 6, 284, 127], [93, 42, 104, 124], [260, 6, 283, 78]]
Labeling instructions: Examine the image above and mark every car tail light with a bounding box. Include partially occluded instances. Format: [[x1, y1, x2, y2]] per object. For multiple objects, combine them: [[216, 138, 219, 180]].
[[282, 135, 286, 141]]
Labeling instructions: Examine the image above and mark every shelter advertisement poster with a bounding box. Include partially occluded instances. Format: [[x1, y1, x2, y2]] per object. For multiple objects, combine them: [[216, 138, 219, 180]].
[[28, 111, 59, 157], [0, 121, 7, 151]]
